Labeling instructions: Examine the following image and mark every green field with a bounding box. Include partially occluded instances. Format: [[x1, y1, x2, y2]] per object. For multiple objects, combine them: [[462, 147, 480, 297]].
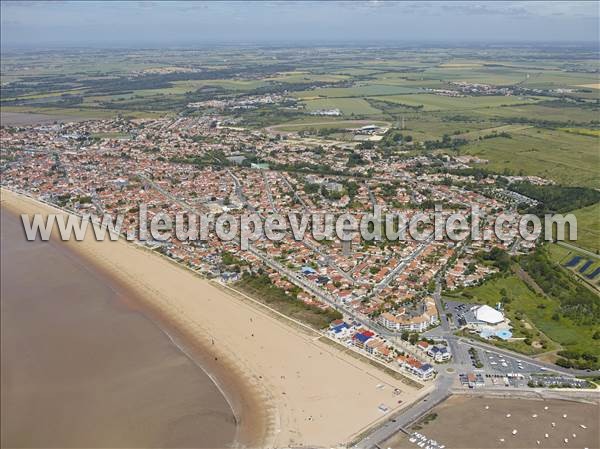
[[302, 97, 382, 116], [567, 203, 600, 253], [445, 273, 599, 360], [383, 113, 499, 141], [370, 93, 543, 111], [1, 105, 166, 120], [417, 66, 529, 85], [462, 127, 600, 187], [266, 71, 350, 84], [558, 127, 600, 137], [546, 243, 600, 290], [463, 103, 599, 124], [294, 84, 420, 99], [271, 119, 390, 132]]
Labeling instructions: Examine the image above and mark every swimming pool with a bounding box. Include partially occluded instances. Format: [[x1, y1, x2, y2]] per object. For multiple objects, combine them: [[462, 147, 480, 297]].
[[496, 330, 512, 340]]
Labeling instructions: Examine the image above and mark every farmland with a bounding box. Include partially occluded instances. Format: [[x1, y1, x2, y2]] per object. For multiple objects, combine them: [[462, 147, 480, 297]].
[[365, 93, 543, 111], [461, 127, 600, 188], [302, 97, 383, 116], [1, 46, 598, 187]]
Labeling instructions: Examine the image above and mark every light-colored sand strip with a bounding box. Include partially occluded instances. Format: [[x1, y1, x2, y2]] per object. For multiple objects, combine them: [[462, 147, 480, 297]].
[[2, 188, 421, 449], [575, 83, 600, 89]]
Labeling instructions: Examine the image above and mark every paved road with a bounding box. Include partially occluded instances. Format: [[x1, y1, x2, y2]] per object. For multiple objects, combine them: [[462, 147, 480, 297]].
[[365, 181, 376, 209], [279, 173, 308, 208], [372, 239, 433, 295], [354, 374, 454, 449], [261, 170, 277, 211], [140, 173, 207, 214], [353, 265, 599, 449]]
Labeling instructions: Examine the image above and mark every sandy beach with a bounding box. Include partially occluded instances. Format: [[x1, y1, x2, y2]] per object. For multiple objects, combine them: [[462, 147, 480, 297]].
[[1, 188, 421, 448]]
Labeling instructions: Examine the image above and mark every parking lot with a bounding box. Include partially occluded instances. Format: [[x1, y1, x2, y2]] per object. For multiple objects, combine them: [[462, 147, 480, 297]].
[[481, 348, 541, 375], [456, 345, 553, 388], [529, 374, 593, 389], [443, 300, 472, 329]]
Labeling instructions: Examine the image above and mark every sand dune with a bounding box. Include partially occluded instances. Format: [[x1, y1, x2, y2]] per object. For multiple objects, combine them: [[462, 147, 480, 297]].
[[2, 188, 421, 448]]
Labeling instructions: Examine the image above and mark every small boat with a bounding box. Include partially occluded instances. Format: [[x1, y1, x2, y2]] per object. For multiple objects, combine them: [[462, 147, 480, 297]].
[[580, 424, 587, 429], [532, 414, 538, 418], [562, 414, 567, 418], [512, 430, 518, 435]]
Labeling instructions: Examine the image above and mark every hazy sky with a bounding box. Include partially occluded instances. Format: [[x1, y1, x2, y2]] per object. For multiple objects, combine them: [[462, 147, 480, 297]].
[[1, 1, 598, 48]]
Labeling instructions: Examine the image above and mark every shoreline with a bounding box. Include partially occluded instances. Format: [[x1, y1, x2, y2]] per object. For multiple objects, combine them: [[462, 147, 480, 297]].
[[2, 187, 421, 448], [1, 189, 270, 448]]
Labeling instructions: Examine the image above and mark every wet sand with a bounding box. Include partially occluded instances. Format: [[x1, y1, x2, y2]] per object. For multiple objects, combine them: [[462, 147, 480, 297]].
[[386, 396, 600, 449], [0, 209, 238, 448], [1, 188, 421, 448]]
